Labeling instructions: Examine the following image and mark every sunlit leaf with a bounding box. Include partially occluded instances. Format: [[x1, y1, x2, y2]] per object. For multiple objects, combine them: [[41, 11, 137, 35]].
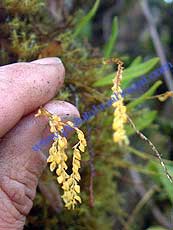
[[93, 57, 159, 87], [129, 56, 142, 67]]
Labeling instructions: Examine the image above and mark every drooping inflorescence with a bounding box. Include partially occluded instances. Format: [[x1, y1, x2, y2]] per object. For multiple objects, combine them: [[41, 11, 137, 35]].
[[35, 108, 87, 209]]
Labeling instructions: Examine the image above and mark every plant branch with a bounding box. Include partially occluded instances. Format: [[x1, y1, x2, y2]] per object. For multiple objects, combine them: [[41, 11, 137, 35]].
[[140, 0, 173, 92], [86, 125, 96, 208], [123, 185, 157, 230]]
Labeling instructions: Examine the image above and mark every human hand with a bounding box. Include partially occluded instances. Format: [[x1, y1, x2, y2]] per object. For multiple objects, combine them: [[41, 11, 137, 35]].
[[0, 57, 80, 229]]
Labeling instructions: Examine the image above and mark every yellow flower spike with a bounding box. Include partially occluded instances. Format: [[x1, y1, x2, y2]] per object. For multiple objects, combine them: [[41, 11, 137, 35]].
[[60, 143, 84, 209], [35, 107, 87, 209], [104, 58, 129, 146], [106, 60, 173, 183]]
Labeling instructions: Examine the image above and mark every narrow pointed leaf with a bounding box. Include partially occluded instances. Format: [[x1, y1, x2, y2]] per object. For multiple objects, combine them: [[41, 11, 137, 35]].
[[127, 80, 162, 110], [104, 16, 118, 58], [129, 56, 142, 67], [73, 0, 100, 38], [93, 57, 159, 87], [126, 110, 157, 136]]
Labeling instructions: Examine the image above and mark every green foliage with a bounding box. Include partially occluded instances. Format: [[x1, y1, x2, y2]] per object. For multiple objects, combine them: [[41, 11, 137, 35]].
[[121, 57, 160, 88], [158, 164, 173, 204], [126, 110, 157, 135], [127, 80, 162, 110], [73, 0, 100, 38], [148, 161, 173, 203], [129, 56, 142, 67], [93, 57, 160, 87], [103, 17, 118, 58], [146, 227, 168, 230]]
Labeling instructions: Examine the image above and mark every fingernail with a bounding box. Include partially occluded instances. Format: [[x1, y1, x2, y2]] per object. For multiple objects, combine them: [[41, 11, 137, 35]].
[[44, 100, 80, 119], [31, 57, 62, 65]]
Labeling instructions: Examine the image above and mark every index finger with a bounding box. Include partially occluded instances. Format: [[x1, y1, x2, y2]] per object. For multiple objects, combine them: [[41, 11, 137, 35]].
[[0, 57, 65, 137]]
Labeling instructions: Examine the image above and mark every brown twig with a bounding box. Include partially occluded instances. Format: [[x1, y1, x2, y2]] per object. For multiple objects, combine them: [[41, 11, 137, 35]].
[[123, 185, 158, 230], [127, 115, 173, 183], [86, 125, 95, 208]]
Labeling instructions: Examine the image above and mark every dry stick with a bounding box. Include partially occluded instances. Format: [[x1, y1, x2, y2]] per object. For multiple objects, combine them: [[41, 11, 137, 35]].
[[140, 0, 173, 92], [127, 115, 173, 183], [123, 185, 157, 230], [86, 125, 95, 208]]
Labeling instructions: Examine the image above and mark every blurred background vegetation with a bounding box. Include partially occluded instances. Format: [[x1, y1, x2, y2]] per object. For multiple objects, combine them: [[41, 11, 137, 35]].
[[0, 0, 173, 229]]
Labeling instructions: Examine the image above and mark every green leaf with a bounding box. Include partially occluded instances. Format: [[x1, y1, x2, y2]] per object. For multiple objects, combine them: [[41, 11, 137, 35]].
[[145, 226, 168, 230], [129, 56, 142, 67], [147, 161, 173, 203], [126, 110, 157, 136], [122, 57, 159, 88], [147, 162, 163, 184], [103, 17, 118, 58], [73, 0, 100, 38], [127, 80, 162, 110], [157, 164, 173, 203], [77, 22, 92, 40], [93, 57, 159, 87]]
